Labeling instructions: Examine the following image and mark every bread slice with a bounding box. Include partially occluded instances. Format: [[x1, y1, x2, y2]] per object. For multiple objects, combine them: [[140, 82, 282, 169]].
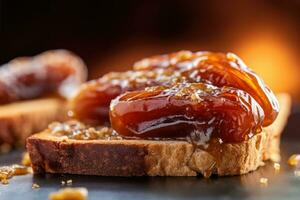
[[0, 98, 67, 147], [26, 94, 291, 176]]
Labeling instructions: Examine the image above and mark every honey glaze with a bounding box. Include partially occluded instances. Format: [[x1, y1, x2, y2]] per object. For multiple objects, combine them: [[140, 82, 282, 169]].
[[48, 121, 120, 140], [110, 83, 264, 143], [0, 50, 87, 104]]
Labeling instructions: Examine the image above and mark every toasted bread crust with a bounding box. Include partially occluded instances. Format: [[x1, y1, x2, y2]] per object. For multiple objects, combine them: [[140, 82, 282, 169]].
[[27, 94, 291, 176], [0, 98, 67, 146]]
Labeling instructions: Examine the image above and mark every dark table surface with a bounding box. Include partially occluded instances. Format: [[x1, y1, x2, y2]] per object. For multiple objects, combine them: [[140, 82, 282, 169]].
[[0, 112, 300, 200]]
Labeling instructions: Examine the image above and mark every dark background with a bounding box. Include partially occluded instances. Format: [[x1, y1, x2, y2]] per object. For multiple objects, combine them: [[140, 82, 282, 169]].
[[0, 1, 300, 135], [0, 0, 299, 94]]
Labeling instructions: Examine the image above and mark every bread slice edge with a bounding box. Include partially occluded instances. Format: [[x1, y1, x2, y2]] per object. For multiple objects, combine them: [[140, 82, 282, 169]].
[[0, 98, 67, 147]]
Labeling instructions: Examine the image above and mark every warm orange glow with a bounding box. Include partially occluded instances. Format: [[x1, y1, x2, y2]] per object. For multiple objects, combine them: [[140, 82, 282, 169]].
[[236, 31, 299, 98]]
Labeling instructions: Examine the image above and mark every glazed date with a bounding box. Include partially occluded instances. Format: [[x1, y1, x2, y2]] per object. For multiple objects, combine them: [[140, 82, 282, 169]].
[[134, 51, 279, 126], [110, 83, 264, 143], [71, 51, 278, 127], [70, 69, 184, 124], [0, 50, 87, 104]]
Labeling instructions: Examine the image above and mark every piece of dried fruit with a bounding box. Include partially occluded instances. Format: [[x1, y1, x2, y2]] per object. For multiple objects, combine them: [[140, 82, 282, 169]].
[[71, 51, 278, 127], [70, 69, 183, 124], [49, 187, 88, 200], [110, 83, 264, 144], [0, 50, 87, 104], [134, 51, 279, 126]]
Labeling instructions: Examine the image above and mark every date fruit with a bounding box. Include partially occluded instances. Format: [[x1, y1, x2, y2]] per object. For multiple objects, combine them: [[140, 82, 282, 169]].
[[0, 50, 87, 104], [110, 83, 264, 143]]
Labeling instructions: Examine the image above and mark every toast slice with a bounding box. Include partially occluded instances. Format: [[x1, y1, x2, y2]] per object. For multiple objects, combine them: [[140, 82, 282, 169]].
[[0, 98, 67, 148], [26, 94, 291, 176]]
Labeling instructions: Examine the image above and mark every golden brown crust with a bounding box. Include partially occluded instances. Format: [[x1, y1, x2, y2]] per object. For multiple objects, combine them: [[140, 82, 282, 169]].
[[26, 94, 291, 176], [0, 98, 67, 146]]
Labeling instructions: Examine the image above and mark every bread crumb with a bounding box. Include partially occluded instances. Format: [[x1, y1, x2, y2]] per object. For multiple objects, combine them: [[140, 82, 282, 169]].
[[0, 164, 32, 185], [288, 154, 300, 167], [61, 180, 66, 186], [49, 187, 88, 200], [1, 179, 9, 185], [32, 183, 40, 189], [260, 178, 268, 186], [66, 179, 72, 186], [294, 170, 300, 177], [22, 152, 31, 166], [273, 163, 280, 172]]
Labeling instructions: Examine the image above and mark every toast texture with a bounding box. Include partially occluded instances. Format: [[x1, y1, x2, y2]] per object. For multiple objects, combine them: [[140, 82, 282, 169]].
[[0, 98, 67, 146], [27, 94, 291, 176]]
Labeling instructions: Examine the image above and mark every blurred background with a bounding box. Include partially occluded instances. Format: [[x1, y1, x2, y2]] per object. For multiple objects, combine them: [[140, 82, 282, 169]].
[[0, 0, 299, 134]]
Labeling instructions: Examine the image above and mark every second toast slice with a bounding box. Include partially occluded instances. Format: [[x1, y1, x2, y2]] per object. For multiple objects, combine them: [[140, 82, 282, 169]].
[[0, 98, 67, 147]]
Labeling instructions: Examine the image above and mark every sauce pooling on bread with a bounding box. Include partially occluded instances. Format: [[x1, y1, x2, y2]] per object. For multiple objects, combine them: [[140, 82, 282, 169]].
[[0, 50, 87, 104], [110, 83, 264, 143]]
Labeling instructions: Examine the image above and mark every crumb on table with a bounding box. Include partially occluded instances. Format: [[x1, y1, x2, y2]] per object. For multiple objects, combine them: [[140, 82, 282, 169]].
[[49, 187, 88, 200], [0, 164, 32, 185], [32, 183, 40, 189], [260, 177, 268, 186]]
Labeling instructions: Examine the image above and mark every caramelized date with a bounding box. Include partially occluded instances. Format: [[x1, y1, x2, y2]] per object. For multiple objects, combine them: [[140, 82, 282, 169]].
[[0, 50, 87, 104], [110, 83, 264, 143], [70, 70, 186, 124], [134, 51, 279, 126], [72, 51, 278, 128]]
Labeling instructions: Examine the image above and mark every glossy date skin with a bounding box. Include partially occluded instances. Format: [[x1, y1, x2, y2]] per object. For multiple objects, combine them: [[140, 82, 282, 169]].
[[0, 50, 87, 104], [134, 51, 279, 126], [110, 83, 264, 143], [70, 69, 187, 124], [71, 51, 278, 127]]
